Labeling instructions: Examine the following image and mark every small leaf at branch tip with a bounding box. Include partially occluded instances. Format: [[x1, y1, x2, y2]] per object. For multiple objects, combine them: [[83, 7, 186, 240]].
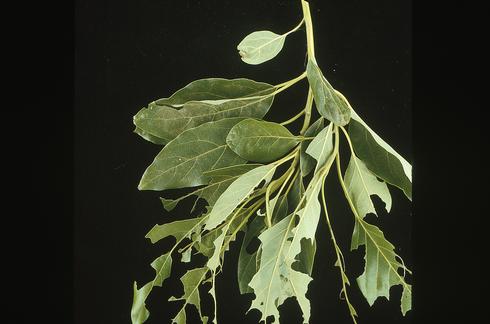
[[237, 30, 286, 65]]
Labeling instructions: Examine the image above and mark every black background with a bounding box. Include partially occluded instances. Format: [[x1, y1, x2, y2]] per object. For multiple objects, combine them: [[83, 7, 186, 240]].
[[74, 0, 412, 323]]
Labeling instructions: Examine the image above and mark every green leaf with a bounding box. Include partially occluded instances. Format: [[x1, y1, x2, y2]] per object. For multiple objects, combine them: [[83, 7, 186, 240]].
[[237, 30, 286, 65], [300, 118, 324, 177], [131, 253, 173, 324], [145, 218, 203, 244], [226, 119, 300, 163], [351, 217, 412, 315], [204, 164, 276, 231], [294, 238, 316, 276], [160, 164, 262, 212], [238, 215, 266, 294], [138, 118, 246, 191], [349, 109, 412, 200], [270, 194, 289, 224], [155, 78, 274, 107], [306, 59, 351, 126], [134, 126, 167, 145], [134, 94, 275, 144], [344, 155, 392, 218], [287, 173, 305, 214], [305, 123, 334, 173], [169, 267, 209, 324]]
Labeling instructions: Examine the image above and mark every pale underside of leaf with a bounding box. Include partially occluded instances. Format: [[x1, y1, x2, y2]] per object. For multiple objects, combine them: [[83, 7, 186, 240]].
[[160, 164, 262, 212], [351, 217, 412, 315], [204, 164, 276, 231], [237, 30, 286, 65], [131, 252, 173, 324], [248, 214, 314, 324], [169, 267, 209, 324], [305, 123, 334, 173], [344, 154, 392, 218]]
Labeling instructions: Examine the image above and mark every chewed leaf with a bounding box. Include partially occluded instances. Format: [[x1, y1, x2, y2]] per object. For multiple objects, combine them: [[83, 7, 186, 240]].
[[169, 267, 209, 324], [349, 109, 412, 200], [131, 253, 173, 324], [237, 30, 286, 65], [351, 217, 412, 315], [305, 123, 334, 173], [344, 155, 392, 218]]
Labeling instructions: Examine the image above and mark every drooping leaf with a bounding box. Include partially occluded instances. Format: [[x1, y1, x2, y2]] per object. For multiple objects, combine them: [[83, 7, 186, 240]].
[[226, 119, 300, 163], [238, 215, 266, 294], [138, 118, 246, 191], [154, 78, 275, 107], [237, 30, 286, 65], [344, 155, 392, 218], [300, 118, 324, 177], [134, 93, 275, 144], [349, 109, 412, 200], [351, 217, 412, 315], [204, 164, 276, 231], [160, 164, 262, 212], [306, 59, 351, 126], [305, 123, 334, 173], [131, 253, 173, 324], [169, 267, 210, 324]]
